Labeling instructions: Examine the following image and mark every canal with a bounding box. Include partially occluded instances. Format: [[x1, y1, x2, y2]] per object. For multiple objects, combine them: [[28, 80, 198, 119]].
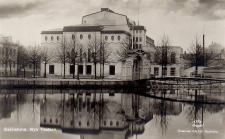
[[0, 86, 224, 139]]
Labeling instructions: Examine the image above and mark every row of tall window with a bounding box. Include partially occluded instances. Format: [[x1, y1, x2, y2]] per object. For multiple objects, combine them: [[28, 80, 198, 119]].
[[48, 64, 115, 75], [1, 61, 16, 68], [154, 67, 176, 76], [0, 47, 17, 56], [45, 36, 60, 41], [153, 52, 176, 63], [135, 30, 142, 34], [133, 44, 142, 49], [133, 37, 142, 42]]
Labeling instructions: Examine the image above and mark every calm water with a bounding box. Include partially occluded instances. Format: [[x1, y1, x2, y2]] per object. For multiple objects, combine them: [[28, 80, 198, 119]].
[[0, 88, 225, 139]]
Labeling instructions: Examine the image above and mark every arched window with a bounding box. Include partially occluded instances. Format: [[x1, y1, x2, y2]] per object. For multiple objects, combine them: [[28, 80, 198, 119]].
[[79, 121, 82, 126], [116, 121, 119, 126], [51, 36, 54, 41], [71, 120, 74, 126], [45, 36, 48, 41], [72, 34, 75, 40], [110, 121, 113, 126], [87, 121, 90, 126], [117, 36, 120, 41], [171, 52, 176, 63], [88, 34, 91, 40], [57, 36, 60, 41], [104, 121, 106, 126], [105, 36, 108, 41], [55, 119, 58, 124], [80, 34, 83, 40], [111, 36, 114, 41], [44, 118, 46, 123], [50, 119, 52, 123]]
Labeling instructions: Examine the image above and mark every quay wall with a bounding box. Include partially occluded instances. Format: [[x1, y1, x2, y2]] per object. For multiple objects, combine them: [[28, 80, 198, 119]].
[[0, 79, 136, 89]]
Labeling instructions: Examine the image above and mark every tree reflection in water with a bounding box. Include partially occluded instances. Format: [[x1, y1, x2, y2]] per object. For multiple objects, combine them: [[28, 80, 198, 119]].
[[153, 99, 171, 135]]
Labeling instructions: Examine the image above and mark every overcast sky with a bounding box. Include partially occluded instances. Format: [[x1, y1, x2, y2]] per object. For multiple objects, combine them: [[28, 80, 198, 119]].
[[0, 0, 225, 51]]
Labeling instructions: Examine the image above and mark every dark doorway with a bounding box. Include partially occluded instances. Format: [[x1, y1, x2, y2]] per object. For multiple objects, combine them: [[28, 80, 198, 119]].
[[86, 65, 92, 75], [70, 65, 75, 74], [49, 65, 54, 74], [78, 65, 83, 75]]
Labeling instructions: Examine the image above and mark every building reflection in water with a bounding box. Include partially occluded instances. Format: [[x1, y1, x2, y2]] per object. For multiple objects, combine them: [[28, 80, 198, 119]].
[[0, 88, 224, 138], [40, 89, 154, 139]]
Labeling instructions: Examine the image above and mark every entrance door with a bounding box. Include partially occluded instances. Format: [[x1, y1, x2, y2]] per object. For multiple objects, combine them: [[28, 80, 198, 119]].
[[133, 56, 142, 80]]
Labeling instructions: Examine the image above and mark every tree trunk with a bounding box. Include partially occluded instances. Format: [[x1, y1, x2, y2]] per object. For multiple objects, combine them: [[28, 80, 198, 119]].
[[23, 68, 26, 78], [73, 60, 75, 79], [94, 62, 96, 79], [33, 62, 35, 78], [44, 62, 46, 78], [63, 61, 66, 79], [4, 63, 7, 77]]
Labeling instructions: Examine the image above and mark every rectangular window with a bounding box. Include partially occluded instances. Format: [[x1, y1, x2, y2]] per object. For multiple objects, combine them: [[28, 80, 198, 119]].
[[139, 44, 142, 49], [139, 37, 142, 42], [136, 37, 138, 42], [170, 68, 175, 76], [78, 65, 83, 75], [162, 68, 167, 76], [49, 65, 54, 74], [70, 65, 75, 74], [13, 61, 15, 68], [154, 67, 159, 76], [86, 65, 91, 75], [109, 65, 115, 75]]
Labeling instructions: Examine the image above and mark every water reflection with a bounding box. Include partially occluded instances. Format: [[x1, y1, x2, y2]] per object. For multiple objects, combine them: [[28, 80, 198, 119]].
[[0, 89, 224, 139], [40, 90, 153, 138]]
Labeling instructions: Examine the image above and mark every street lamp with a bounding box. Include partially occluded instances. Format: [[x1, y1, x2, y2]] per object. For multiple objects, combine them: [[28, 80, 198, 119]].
[[44, 61, 46, 78]]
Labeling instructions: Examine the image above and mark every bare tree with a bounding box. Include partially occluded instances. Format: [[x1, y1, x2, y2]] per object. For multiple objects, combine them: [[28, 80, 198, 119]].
[[116, 38, 131, 60], [0, 37, 17, 76], [186, 38, 204, 75], [40, 46, 55, 78], [56, 37, 69, 79], [88, 33, 101, 79], [100, 41, 111, 79], [67, 34, 81, 79], [17, 45, 29, 78], [154, 34, 174, 77], [27, 45, 41, 78]]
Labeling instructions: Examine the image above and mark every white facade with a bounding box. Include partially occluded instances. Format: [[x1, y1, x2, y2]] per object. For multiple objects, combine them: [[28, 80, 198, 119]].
[[150, 46, 184, 77], [40, 8, 157, 80]]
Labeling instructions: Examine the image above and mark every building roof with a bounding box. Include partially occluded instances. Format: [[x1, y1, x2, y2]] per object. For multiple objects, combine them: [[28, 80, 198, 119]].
[[41, 28, 63, 34], [0, 35, 16, 45], [101, 26, 131, 35], [133, 25, 146, 30], [63, 25, 103, 32], [204, 66, 225, 70], [82, 8, 134, 27]]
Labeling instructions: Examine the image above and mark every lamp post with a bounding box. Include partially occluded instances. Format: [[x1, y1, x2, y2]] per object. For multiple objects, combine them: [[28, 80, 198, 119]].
[[44, 61, 46, 78]]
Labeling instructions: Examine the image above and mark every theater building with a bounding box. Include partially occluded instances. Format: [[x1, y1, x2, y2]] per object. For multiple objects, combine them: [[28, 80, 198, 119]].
[[40, 8, 155, 80]]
